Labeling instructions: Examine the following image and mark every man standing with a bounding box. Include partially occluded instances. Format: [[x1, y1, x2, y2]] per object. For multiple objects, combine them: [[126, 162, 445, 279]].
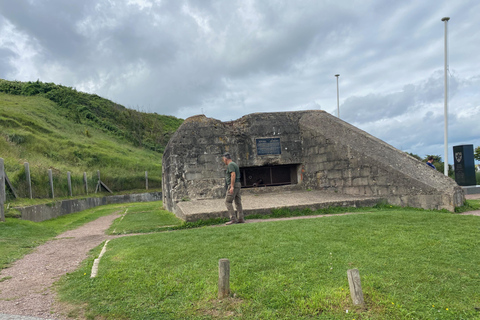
[[222, 152, 244, 225]]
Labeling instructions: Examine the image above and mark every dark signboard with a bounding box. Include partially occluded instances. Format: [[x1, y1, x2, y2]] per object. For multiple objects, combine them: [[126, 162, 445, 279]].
[[453, 144, 476, 186], [256, 138, 281, 155]]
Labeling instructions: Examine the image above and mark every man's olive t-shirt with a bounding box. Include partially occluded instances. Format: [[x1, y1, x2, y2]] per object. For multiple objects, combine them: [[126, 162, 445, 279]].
[[226, 161, 241, 185]]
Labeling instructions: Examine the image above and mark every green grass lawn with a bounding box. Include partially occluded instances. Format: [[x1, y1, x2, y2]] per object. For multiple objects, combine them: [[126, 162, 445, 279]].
[[108, 202, 182, 234], [56, 203, 480, 320]]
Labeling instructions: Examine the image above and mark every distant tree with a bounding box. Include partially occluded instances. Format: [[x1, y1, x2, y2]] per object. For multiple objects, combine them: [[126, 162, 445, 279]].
[[475, 146, 480, 161], [406, 152, 422, 161]]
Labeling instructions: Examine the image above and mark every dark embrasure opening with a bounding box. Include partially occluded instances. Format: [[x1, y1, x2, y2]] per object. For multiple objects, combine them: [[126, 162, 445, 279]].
[[240, 164, 299, 188]]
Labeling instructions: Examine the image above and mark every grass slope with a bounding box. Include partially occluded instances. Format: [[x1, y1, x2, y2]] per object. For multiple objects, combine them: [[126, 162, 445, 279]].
[[0, 79, 183, 153], [0, 79, 183, 200], [54, 202, 480, 320]]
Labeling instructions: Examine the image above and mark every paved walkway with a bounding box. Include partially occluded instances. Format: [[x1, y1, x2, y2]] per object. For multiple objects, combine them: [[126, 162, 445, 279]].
[[177, 190, 480, 221], [465, 193, 480, 200], [176, 190, 382, 221]]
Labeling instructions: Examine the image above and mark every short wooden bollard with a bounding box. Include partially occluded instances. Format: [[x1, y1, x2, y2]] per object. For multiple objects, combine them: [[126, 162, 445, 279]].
[[48, 169, 54, 199], [67, 171, 72, 197], [218, 259, 230, 299], [0, 158, 5, 222], [25, 162, 32, 199], [347, 269, 365, 306]]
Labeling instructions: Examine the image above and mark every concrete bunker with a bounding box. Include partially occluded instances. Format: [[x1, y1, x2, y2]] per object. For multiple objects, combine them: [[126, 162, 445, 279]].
[[162, 110, 464, 216]]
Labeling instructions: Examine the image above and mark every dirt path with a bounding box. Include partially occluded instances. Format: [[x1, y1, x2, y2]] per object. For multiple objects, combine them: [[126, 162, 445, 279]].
[[0, 213, 122, 320]]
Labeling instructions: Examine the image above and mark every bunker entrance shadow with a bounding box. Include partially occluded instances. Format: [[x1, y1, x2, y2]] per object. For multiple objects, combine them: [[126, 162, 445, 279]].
[[241, 164, 300, 188]]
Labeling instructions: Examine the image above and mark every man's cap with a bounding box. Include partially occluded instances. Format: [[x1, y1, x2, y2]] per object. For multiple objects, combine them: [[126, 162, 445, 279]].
[[222, 152, 231, 159]]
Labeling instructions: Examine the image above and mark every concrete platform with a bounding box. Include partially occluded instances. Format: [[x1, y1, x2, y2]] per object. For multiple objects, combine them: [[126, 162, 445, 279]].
[[462, 185, 480, 195], [175, 190, 383, 222]]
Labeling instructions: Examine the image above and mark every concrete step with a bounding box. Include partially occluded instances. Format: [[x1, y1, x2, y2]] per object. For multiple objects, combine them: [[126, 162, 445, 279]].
[[175, 190, 383, 222], [462, 185, 480, 195]]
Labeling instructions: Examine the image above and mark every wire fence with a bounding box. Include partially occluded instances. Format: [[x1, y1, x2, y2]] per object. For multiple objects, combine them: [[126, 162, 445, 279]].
[[0, 158, 157, 203]]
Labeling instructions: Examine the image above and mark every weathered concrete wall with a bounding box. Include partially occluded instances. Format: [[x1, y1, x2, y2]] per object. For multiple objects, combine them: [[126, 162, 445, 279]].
[[299, 112, 464, 211], [18, 192, 162, 222], [162, 110, 464, 214]]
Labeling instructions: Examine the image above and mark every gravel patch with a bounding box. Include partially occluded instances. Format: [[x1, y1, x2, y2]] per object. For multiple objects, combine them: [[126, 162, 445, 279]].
[[0, 212, 122, 320], [0, 314, 54, 320]]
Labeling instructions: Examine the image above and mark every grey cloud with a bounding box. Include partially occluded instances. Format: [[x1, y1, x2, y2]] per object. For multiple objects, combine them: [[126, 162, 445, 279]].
[[341, 71, 462, 124], [0, 47, 16, 76], [0, 0, 89, 59], [0, 0, 479, 164]]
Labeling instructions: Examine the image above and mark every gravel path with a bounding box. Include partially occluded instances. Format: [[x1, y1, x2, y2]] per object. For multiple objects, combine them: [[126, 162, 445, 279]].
[[1, 195, 479, 320], [0, 212, 122, 320]]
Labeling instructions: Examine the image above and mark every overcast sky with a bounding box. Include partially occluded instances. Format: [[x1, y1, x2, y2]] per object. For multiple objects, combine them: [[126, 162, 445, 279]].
[[1, 0, 479, 164]]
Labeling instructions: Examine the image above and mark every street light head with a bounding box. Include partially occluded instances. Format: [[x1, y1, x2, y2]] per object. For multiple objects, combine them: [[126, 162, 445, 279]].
[[335, 74, 340, 77], [441, 17, 450, 21]]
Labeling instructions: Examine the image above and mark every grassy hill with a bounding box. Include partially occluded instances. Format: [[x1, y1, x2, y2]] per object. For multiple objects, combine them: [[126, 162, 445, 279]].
[[0, 79, 183, 201]]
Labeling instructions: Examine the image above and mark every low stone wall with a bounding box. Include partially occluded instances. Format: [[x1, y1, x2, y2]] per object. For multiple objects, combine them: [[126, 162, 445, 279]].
[[18, 192, 162, 222], [462, 186, 480, 195]]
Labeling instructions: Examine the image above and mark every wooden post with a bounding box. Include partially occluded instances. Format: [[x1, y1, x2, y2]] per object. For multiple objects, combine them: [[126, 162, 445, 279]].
[[83, 172, 88, 195], [95, 170, 100, 193], [25, 162, 32, 199], [96, 170, 101, 193], [94, 170, 112, 194], [4, 174, 18, 199], [48, 169, 54, 199], [145, 171, 148, 190], [67, 171, 72, 197], [0, 158, 5, 222], [218, 259, 230, 299], [347, 269, 365, 306]]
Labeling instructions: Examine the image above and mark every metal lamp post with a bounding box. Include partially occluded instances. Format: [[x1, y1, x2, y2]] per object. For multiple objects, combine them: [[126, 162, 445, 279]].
[[442, 17, 450, 176], [335, 74, 340, 118]]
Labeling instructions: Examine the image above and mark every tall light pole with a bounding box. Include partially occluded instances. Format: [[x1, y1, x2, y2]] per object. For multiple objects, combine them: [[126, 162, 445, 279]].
[[335, 74, 340, 118], [442, 17, 450, 176]]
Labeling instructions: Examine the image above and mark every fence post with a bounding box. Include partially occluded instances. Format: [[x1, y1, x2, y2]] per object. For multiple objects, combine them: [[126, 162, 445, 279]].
[[25, 162, 32, 199], [67, 171, 72, 197], [347, 269, 365, 306], [218, 258, 230, 299], [0, 158, 5, 222], [145, 171, 148, 190], [48, 169, 54, 199], [83, 172, 88, 195], [96, 170, 101, 193]]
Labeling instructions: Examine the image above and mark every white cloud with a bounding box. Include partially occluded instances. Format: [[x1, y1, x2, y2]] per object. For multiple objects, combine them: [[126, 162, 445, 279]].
[[0, 19, 40, 79]]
